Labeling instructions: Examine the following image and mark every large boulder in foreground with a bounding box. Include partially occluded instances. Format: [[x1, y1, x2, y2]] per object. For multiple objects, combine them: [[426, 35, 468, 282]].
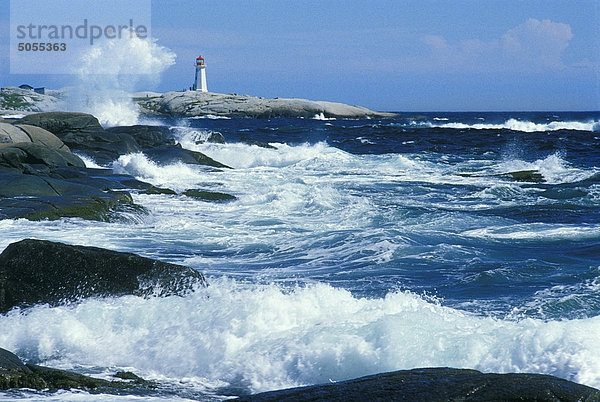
[[0, 239, 206, 313], [239, 368, 600, 401]]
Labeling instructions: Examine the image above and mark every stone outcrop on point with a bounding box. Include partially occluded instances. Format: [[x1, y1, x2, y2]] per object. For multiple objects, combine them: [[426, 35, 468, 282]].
[[136, 91, 397, 119]]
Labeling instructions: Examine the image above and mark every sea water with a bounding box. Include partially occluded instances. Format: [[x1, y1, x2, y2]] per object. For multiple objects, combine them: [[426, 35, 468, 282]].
[[1, 111, 599, 400]]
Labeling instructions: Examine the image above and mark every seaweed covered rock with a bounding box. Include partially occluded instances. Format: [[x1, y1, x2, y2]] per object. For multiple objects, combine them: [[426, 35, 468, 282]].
[[0, 170, 136, 221], [183, 189, 237, 202], [0, 347, 146, 391], [238, 368, 600, 401], [0, 239, 207, 313]]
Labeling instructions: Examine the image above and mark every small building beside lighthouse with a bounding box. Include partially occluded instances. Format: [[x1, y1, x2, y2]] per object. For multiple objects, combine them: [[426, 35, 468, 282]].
[[193, 56, 207, 92]]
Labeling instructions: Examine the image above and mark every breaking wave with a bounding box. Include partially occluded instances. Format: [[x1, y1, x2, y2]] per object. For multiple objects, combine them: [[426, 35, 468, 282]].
[[1, 280, 599, 395], [433, 118, 599, 132]]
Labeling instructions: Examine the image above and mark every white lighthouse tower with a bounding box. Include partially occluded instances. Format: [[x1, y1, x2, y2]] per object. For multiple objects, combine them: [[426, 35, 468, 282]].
[[194, 56, 207, 92]]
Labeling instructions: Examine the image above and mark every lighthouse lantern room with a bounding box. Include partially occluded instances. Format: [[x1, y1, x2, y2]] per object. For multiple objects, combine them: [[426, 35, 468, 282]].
[[194, 56, 207, 92]]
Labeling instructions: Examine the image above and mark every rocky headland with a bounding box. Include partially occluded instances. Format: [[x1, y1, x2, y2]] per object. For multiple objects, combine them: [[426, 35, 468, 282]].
[[0, 87, 64, 115], [135, 90, 397, 119], [1, 86, 396, 119]]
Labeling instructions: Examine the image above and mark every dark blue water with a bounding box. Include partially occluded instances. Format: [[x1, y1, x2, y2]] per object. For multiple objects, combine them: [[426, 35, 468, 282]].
[[170, 111, 600, 319], [1, 111, 599, 398]]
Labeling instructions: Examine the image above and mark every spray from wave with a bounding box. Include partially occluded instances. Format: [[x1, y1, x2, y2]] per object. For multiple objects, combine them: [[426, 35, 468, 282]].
[[67, 35, 175, 127]]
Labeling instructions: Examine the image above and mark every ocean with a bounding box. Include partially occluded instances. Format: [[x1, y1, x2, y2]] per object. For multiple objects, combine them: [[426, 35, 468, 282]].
[[1, 111, 599, 400]]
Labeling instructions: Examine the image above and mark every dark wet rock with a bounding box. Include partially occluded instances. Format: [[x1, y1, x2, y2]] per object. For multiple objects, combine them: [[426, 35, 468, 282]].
[[0, 348, 30, 372], [113, 371, 148, 384], [0, 170, 137, 221], [238, 368, 600, 402], [143, 185, 177, 195], [499, 169, 545, 183], [458, 169, 546, 183], [183, 189, 237, 202], [539, 188, 587, 200], [19, 112, 105, 138], [0, 171, 99, 197], [240, 136, 277, 149], [49, 167, 154, 191], [206, 131, 226, 143], [0, 122, 70, 151], [105, 125, 176, 149], [0, 142, 85, 173], [0, 348, 46, 390], [0, 347, 146, 391], [19, 112, 141, 165], [143, 144, 231, 169], [0, 239, 207, 313]]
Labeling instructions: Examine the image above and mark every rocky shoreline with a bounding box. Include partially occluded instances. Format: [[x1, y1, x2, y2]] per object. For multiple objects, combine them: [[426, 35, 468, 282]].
[[0, 102, 598, 399], [0, 111, 234, 221], [0, 238, 205, 393], [0, 238, 599, 399], [135, 90, 397, 119]]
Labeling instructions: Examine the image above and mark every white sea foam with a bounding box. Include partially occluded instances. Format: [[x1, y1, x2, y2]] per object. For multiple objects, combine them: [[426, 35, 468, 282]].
[[462, 224, 600, 242], [73, 153, 107, 169], [497, 152, 596, 184], [179, 134, 352, 170], [189, 115, 231, 120], [312, 112, 336, 121], [0, 280, 598, 395], [433, 118, 598, 132], [112, 153, 205, 192]]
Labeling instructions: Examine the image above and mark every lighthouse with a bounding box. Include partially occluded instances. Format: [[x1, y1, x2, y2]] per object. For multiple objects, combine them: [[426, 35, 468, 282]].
[[193, 56, 207, 92]]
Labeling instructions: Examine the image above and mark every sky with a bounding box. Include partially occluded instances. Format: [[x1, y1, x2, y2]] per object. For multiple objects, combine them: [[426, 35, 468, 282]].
[[1, 0, 599, 111]]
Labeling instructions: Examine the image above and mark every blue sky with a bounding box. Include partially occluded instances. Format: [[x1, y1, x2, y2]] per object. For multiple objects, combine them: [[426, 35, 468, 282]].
[[1, 0, 599, 111]]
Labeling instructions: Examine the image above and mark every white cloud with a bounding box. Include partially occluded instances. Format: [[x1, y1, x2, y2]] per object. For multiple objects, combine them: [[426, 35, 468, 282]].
[[418, 18, 576, 73], [501, 18, 573, 68]]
